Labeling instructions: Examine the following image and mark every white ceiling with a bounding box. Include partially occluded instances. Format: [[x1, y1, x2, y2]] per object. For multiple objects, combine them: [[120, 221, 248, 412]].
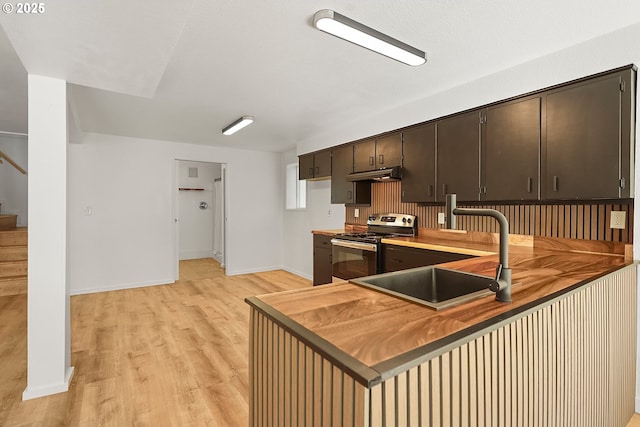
[[1, 0, 639, 152]]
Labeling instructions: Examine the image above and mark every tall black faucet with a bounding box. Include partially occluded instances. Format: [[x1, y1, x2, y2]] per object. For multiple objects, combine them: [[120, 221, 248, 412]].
[[445, 194, 512, 303]]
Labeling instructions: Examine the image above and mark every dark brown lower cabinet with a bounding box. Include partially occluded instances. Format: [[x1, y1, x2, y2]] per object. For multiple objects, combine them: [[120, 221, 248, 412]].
[[382, 244, 473, 273], [313, 234, 333, 286]]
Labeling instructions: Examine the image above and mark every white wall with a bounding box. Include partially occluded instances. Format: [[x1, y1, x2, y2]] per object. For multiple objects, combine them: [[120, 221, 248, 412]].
[[177, 160, 221, 260], [0, 133, 28, 226], [68, 132, 283, 294], [280, 149, 345, 279]]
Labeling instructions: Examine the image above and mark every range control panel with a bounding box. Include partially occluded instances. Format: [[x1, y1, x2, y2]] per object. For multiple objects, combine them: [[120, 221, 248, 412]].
[[367, 213, 417, 229]]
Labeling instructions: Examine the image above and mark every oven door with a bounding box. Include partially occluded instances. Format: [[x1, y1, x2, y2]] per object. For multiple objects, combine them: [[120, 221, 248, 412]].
[[330, 239, 379, 281]]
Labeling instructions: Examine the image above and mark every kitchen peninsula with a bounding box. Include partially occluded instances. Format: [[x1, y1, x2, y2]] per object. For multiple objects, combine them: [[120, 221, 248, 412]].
[[246, 230, 636, 427]]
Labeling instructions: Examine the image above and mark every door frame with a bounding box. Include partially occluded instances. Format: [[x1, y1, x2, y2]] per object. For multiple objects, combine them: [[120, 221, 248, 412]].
[[172, 159, 227, 280]]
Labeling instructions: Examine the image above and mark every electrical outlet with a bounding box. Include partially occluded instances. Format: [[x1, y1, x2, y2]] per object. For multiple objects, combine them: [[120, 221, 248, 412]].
[[354, 208, 359, 218], [327, 209, 331, 217], [610, 211, 626, 229], [438, 212, 445, 225]]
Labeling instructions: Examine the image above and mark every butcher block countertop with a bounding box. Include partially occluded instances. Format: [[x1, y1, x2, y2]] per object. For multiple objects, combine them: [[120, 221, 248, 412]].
[[247, 228, 633, 386]]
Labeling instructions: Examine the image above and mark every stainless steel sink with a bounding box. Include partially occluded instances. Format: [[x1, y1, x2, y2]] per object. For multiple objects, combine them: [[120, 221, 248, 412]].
[[350, 266, 494, 310]]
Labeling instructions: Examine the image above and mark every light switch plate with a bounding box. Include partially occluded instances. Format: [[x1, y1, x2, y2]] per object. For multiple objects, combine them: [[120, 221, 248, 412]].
[[438, 212, 445, 225], [354, 208, 359, 218], [610, 211, 626, 229]]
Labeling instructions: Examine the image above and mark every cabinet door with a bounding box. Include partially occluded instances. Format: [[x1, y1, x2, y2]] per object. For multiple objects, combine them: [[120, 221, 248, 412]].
[[331, 145, 353, 204], [313, 235, 333, 285], [375, 133, 402, 168], [298, 154, 315, 180], [383, 245, 473, 273], [402, 123, 436, 202], [314, 150, 332, 178], [544, 73, 625, 199], [353, 139, 376, 172], [331, 146, 371, 205], [482, 98, 541, 201], [436, 111, 481, 202]]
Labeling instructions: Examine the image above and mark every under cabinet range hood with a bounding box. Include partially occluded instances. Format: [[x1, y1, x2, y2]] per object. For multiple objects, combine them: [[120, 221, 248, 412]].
[[346, 166, 402, 182]]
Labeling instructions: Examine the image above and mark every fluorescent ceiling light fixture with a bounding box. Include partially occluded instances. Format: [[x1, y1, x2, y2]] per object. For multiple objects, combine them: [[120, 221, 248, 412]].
[[313, 9, 426, 66], [222, 115, 254, 135]]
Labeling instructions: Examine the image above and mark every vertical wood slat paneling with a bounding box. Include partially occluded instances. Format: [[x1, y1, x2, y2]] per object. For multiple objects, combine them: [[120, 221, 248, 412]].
[[250, 267, 636, 426], [249, 309, 368, 427], [345, 181, 633, 242], [366, 265, 636, 427]]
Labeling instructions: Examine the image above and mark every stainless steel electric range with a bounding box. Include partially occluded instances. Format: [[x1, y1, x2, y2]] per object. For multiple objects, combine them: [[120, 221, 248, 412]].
[[330, 213, 417, 281]]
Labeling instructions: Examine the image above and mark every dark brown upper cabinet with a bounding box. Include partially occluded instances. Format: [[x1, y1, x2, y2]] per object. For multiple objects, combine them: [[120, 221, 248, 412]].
[[481, 97, 541, 201], [436, 110, 481, 202], [298, 153, 314, 180], [298, 150, 331, 180], [331, 145, 371, 205], [353, 139, 376, 173], [402, 123, 436, 203], [323, 65, 635, 204], [353, 133, 402, 173], [543, 68, 635, 200], [375, 133, 403, 168]]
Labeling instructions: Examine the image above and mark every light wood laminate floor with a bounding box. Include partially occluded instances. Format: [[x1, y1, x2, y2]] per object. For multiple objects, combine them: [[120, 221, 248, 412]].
[[629, 414, 640, 427], [0, 259, 311, 427]]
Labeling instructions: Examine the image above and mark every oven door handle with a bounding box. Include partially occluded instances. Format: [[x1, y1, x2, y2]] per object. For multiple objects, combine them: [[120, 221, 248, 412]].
[[331, 239, 378, 252]]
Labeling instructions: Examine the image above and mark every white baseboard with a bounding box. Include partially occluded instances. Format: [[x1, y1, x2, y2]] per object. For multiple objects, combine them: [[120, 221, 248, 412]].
[[23, 366, 74, 400], [225, 265, 282, 276], [213, 253, 224, 265], [179, 250, 214, 260], [70, 267, 308, 295], [70, 277, 174, 295], [225, 265, 311, 281], [281, 266, 312, 281]]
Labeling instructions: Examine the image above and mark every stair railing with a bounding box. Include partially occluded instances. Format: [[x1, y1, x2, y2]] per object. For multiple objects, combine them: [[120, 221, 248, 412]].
[[0, 150, 26, 175]]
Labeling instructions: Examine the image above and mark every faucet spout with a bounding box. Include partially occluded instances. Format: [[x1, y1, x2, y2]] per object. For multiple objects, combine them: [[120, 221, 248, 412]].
[[445, 194, 512, 303]]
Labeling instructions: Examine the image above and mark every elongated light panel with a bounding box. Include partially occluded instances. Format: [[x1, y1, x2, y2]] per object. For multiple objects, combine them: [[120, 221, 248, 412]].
[[222, 115, 254, 135], [313, 9, 426, 66]]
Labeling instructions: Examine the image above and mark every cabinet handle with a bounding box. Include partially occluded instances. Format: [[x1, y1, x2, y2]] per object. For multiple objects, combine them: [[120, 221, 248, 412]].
[[347, 190, 353, 200], [428, 184, 433, 197], [379, 154, 384, 165], [553, 176, 559, 192], [442, 184, 447, 196], [309, 167, 314, 176], [392, 258, 402, 263], [315, 166, 319, 175], [369, 156, 374, 166], [527, 177, 533, 193]]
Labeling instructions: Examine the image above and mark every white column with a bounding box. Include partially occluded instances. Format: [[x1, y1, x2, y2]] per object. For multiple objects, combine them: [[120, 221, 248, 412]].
[[23, 75, 74, 400]]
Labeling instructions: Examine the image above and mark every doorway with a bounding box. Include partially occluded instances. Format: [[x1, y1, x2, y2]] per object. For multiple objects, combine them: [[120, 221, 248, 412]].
[[173, 160, 226, 280]]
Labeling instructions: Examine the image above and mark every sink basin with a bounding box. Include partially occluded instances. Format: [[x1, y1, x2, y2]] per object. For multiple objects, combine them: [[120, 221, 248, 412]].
[[350, 266, 494, 310]]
